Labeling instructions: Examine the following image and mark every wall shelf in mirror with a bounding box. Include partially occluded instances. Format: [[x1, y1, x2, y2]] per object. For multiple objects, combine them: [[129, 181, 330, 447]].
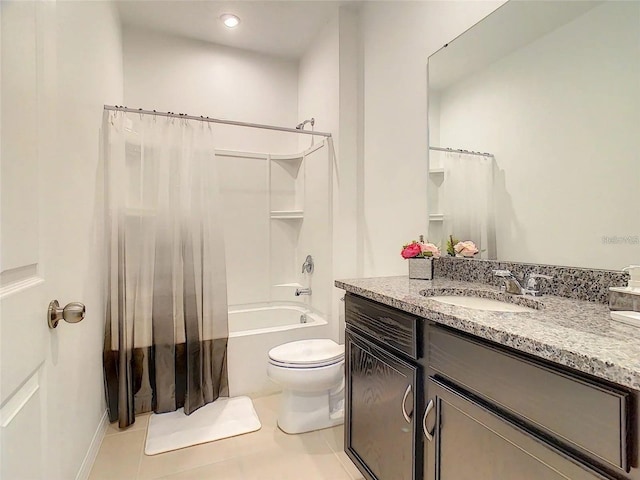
[[270, 210, 304, 220]]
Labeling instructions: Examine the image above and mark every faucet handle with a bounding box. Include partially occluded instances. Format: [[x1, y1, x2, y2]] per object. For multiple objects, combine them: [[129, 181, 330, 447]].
[[525, 274, 553, 290], [493, 269, 513, 277]]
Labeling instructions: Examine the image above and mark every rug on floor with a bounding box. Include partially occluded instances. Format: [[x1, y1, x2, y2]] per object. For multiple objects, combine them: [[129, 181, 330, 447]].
[[145, 396, 262, 455]]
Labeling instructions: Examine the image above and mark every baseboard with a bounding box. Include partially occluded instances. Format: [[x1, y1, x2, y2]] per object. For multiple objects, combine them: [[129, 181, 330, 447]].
[[75, 409, 109, 480]]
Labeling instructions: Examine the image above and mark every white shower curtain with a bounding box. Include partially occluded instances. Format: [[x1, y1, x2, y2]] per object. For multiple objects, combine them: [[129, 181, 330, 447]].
[[102, 111, 229, 428], [442, 152, 496, 259]]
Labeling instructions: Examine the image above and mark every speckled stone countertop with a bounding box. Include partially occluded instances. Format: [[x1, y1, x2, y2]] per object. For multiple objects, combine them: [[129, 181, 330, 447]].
[[335, 276, 640, 391]]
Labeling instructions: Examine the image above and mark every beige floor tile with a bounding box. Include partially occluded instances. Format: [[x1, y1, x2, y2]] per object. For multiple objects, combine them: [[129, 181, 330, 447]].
[[237, 445, 352, 480], [153, 458, 244, 480], [250, 393, 280, 428], [230, 422, 331, 457], [319, 425, 344, 452], [137, 436, 243, 480], [335, 451, 365, 480], [89, 430, 145, 480], [89, 393, 363, 480], [105, 414, 151, 436]]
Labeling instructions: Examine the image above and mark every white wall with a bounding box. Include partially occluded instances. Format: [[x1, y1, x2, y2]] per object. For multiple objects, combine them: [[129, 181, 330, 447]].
[[435, 2, 640, 270], [296, 10, 341, 337], [45, 2, 123, 478], [123, 27, 302, 307], [359, 1, 505, 277], [123, 27, 299, 155]]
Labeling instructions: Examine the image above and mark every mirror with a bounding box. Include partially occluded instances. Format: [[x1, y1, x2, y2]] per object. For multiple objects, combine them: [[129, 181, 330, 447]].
[[427, 0, 640, 271]]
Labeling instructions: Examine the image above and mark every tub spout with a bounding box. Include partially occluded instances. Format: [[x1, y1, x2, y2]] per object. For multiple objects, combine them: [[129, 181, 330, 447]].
[[295, 288, 312, 296]]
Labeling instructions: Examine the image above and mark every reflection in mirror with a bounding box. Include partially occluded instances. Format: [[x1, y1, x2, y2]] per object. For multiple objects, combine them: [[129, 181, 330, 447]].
[[427, 0, 640, 270]]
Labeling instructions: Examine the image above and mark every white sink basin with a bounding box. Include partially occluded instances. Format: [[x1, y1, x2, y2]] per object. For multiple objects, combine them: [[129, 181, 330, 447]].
[[429, 295, 536, 312]]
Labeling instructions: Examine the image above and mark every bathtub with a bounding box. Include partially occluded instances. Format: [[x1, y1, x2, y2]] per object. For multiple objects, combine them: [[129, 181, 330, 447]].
[[227, 304, 331, 397]]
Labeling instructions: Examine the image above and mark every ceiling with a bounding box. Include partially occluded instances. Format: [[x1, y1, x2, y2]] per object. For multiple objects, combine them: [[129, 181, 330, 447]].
[[117, 1, 356, 59]]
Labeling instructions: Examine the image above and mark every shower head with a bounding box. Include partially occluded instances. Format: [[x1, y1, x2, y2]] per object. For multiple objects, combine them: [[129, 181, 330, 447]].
[[296, 118, 315, 130]]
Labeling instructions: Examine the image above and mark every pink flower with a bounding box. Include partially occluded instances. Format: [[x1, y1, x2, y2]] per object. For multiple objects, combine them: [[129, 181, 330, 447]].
[[401, 242, 422, 259], [454, 241, 478, 257], [421, 242, 441, 258]]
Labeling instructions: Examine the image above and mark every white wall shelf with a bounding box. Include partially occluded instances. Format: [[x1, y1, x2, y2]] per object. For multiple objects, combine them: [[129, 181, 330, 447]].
[[270, 153, 304, 162], [270, 210, 304, 219], [429, 213, 444, 222], [429, 168, 445, 175]]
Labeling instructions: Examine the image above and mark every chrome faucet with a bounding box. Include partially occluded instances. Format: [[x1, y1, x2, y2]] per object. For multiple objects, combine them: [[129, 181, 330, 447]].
[[301, 255, 314, 274], [493, 270, 552, 296], [295, 288, 312, 296]]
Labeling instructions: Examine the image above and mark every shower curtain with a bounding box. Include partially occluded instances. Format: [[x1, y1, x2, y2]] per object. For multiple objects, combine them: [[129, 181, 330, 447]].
[[102, 111, 229, 428], [442, 152, 497, 259]]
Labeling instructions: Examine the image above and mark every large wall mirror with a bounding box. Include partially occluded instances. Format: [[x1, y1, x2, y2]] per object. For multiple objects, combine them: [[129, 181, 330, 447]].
[[427, 0, 639, 271]]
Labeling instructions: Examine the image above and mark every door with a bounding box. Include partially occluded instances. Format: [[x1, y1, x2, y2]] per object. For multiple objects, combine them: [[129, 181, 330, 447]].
[[345, 328, 419, 480], [1, 2, 54, 478], [424, 377, 608, 480]]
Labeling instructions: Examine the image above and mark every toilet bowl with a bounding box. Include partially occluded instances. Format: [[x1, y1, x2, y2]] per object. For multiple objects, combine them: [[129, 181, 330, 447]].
[[267, 339, 345, 434]]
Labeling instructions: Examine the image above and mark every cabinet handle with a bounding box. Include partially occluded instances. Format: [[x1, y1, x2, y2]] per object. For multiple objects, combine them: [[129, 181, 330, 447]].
[[401, 384, 413, 424], [423, 399, 434, 441]]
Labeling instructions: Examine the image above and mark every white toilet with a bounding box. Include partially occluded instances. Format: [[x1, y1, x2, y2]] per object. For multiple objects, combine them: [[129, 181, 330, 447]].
[[267, 339, 345, 434]]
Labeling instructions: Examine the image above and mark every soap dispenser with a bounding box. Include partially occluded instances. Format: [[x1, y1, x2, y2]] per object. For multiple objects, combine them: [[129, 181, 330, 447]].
[[609, 265, 640, 327], [623, 265, 640, 290]]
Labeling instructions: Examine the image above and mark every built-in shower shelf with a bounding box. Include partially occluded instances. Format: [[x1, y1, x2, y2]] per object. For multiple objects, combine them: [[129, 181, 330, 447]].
[[271, 153, 304, 162], [429, 168, 445, 175], [273, 282, 304, 288], [429, 213, 444, 222], [270, 210, 304, 219]]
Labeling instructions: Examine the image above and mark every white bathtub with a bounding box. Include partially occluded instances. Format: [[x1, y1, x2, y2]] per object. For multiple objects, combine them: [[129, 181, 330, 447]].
[[227, 304, 331, 397]]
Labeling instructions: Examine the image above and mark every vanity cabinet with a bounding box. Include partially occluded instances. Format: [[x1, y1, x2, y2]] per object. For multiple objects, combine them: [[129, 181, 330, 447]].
[[425, 325, 636, 480], [424, 377, 607, 480], [344, 294, 424, 480], [343, 293, 639, 480]]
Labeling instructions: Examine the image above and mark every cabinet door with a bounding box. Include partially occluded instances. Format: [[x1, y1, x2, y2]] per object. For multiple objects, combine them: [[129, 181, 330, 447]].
[[346, 328, 420, 480], [424, 377, 609, 480]]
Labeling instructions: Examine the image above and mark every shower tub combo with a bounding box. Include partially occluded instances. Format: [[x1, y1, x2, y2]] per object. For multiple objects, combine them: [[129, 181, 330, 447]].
[[227, 303, 330, 397]]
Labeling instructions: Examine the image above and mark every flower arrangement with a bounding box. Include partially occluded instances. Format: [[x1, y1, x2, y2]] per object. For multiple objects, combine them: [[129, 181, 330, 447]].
[[401, 236, 441, 259], [446, 235, 478, 257]]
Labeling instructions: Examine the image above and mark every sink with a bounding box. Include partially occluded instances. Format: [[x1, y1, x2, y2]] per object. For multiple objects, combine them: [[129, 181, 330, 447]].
[[425, 295, 538, 312]]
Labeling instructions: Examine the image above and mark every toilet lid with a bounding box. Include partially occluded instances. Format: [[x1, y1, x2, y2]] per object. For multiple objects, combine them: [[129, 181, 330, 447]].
[[268, 339, 344, 367]]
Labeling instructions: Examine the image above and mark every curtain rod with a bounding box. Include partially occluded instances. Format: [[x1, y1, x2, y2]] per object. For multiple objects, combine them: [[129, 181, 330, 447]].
[[430, 146, 494, 158], [103, 105, 332, 138]]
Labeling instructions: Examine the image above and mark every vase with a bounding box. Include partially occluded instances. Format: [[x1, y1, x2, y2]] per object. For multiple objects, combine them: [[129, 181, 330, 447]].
[[408, 257, 433, 280]]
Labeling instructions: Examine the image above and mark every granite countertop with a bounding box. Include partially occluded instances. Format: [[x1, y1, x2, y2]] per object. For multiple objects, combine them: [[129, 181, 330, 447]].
[[335, 276, 640, 391]]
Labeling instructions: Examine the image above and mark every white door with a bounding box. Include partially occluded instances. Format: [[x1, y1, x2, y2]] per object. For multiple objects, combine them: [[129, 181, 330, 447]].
[[1, 2, 55, 478]]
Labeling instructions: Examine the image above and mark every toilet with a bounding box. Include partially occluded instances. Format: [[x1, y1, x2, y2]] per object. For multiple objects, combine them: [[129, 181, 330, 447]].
[[267, 339, 345, 434]]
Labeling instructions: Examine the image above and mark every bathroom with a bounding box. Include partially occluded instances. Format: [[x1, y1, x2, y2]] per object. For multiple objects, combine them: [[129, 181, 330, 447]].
[[1, 1, 638, 479]]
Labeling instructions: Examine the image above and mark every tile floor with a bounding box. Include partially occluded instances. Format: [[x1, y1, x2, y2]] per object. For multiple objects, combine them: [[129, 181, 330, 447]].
[[89, 393, 364, 480]]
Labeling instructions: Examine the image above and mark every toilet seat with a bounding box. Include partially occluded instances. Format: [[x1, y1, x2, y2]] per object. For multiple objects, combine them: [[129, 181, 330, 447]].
[[268, 339, 344, 369]]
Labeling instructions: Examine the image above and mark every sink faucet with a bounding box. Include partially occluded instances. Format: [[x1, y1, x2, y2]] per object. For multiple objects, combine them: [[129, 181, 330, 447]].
[[295, 288, 312, 296], [493, 270, 552, 296]]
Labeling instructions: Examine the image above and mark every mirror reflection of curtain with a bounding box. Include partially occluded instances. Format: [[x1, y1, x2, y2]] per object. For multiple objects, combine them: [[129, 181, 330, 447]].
[[442, 152, 496, 259], [102, 111, 229, 428]]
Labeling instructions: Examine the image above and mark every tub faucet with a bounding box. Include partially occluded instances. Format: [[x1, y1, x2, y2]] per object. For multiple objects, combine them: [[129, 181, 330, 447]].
[[493, 270, 552, 296], [295, 288, 312, 296], [301, 255, 314, 274]]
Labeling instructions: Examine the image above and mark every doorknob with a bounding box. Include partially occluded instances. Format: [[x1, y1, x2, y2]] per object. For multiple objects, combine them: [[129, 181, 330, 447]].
[[48, 300, 86, 329]]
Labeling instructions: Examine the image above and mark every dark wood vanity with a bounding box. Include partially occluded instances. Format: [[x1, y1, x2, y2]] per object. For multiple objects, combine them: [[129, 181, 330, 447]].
[[344, 293, 639, 480]]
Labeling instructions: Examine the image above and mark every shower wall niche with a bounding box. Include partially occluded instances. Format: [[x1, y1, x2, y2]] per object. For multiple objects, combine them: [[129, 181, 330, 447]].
[[217, 140, 332, 318]]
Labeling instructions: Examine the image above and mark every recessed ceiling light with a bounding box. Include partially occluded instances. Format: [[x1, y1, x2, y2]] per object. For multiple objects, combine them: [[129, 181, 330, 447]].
[[220, 13, 240, 29]]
